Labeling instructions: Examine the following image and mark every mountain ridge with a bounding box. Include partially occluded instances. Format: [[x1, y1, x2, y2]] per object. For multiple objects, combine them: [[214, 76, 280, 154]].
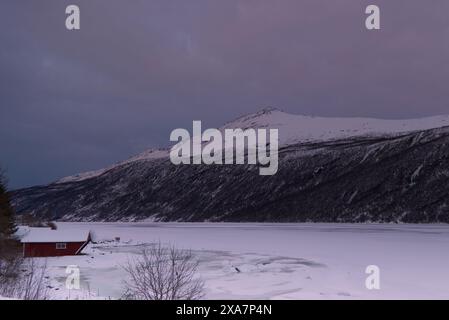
[[54, 109, 449, 184], [11, 109, 449, 223]]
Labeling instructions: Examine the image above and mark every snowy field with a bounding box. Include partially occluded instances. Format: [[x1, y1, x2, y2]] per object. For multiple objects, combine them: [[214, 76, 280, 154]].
[[40, 223, 449, 300]]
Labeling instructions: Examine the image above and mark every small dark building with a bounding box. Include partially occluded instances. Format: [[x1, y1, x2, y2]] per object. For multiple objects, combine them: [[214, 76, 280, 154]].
[[21, 228, 91, 257]]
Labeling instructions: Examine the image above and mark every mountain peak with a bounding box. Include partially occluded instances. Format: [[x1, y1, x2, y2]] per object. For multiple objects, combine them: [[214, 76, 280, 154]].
[[256, 106, 281, 114], [222, 107, 284, 128]]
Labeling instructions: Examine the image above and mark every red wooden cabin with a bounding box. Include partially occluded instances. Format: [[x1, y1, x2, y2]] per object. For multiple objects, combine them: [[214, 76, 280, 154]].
[[21, 228, 91, 257]]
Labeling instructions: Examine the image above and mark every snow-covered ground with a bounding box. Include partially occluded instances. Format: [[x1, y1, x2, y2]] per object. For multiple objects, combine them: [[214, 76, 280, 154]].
[[40, 223, 449, 300]]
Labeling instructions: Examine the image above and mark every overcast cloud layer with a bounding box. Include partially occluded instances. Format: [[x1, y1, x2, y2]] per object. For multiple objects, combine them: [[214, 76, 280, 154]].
[[1, 0, 448, 188]]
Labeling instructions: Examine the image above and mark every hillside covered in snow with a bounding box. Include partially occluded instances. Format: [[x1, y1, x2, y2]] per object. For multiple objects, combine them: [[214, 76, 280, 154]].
[[11, 108, 449, 222]]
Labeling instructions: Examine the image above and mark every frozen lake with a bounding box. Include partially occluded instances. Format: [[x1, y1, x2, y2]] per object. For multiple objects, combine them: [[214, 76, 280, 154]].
[[43, 223, 449, 299]]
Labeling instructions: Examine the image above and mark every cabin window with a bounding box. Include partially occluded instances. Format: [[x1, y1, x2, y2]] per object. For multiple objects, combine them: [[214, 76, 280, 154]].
[[56, 243, 67, 250]]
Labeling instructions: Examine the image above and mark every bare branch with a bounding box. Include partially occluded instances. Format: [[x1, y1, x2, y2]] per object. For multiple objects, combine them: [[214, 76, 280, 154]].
[[122, 242, 204, 300]]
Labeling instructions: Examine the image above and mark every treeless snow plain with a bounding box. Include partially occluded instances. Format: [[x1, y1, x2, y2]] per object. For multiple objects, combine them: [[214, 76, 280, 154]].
[[41, 223, 449, 300]]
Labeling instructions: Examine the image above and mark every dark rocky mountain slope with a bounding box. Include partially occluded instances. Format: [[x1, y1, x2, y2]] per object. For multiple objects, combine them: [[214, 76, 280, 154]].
[[11, 109, 449, 222]]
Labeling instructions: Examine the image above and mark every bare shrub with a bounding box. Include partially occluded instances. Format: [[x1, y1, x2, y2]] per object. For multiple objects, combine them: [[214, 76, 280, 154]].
[[0, 238, 22, 297], [17, 214, 58, 230], [0, 253, 23, 297], [19, 258, 49, 300], [18, 213, 45, 227], [46, 221, 57, 230], [123, 243, 204, 300], [0, 255, 49, 300]]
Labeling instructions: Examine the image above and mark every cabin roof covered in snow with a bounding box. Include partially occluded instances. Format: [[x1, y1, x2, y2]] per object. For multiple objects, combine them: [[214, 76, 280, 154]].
[[20, 228, 90, 243]]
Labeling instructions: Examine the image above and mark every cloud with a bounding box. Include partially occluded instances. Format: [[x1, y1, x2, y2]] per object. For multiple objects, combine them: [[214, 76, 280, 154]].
[[1, 0, 448, 188]]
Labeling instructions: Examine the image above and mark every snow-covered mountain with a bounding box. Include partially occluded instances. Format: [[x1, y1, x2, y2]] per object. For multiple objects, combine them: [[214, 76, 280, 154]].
[[224, 107, 449, 144], [57, 148, 169, 183], [56, 108, 449, 183], [11, 108, 449, 222]]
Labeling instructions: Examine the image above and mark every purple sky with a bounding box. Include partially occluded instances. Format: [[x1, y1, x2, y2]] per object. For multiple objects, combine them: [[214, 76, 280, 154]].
[[1, 0, 449, 189]]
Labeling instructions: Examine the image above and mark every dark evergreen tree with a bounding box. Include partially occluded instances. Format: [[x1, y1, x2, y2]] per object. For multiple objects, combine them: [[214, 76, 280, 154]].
[[0, 170, 17, 242]]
